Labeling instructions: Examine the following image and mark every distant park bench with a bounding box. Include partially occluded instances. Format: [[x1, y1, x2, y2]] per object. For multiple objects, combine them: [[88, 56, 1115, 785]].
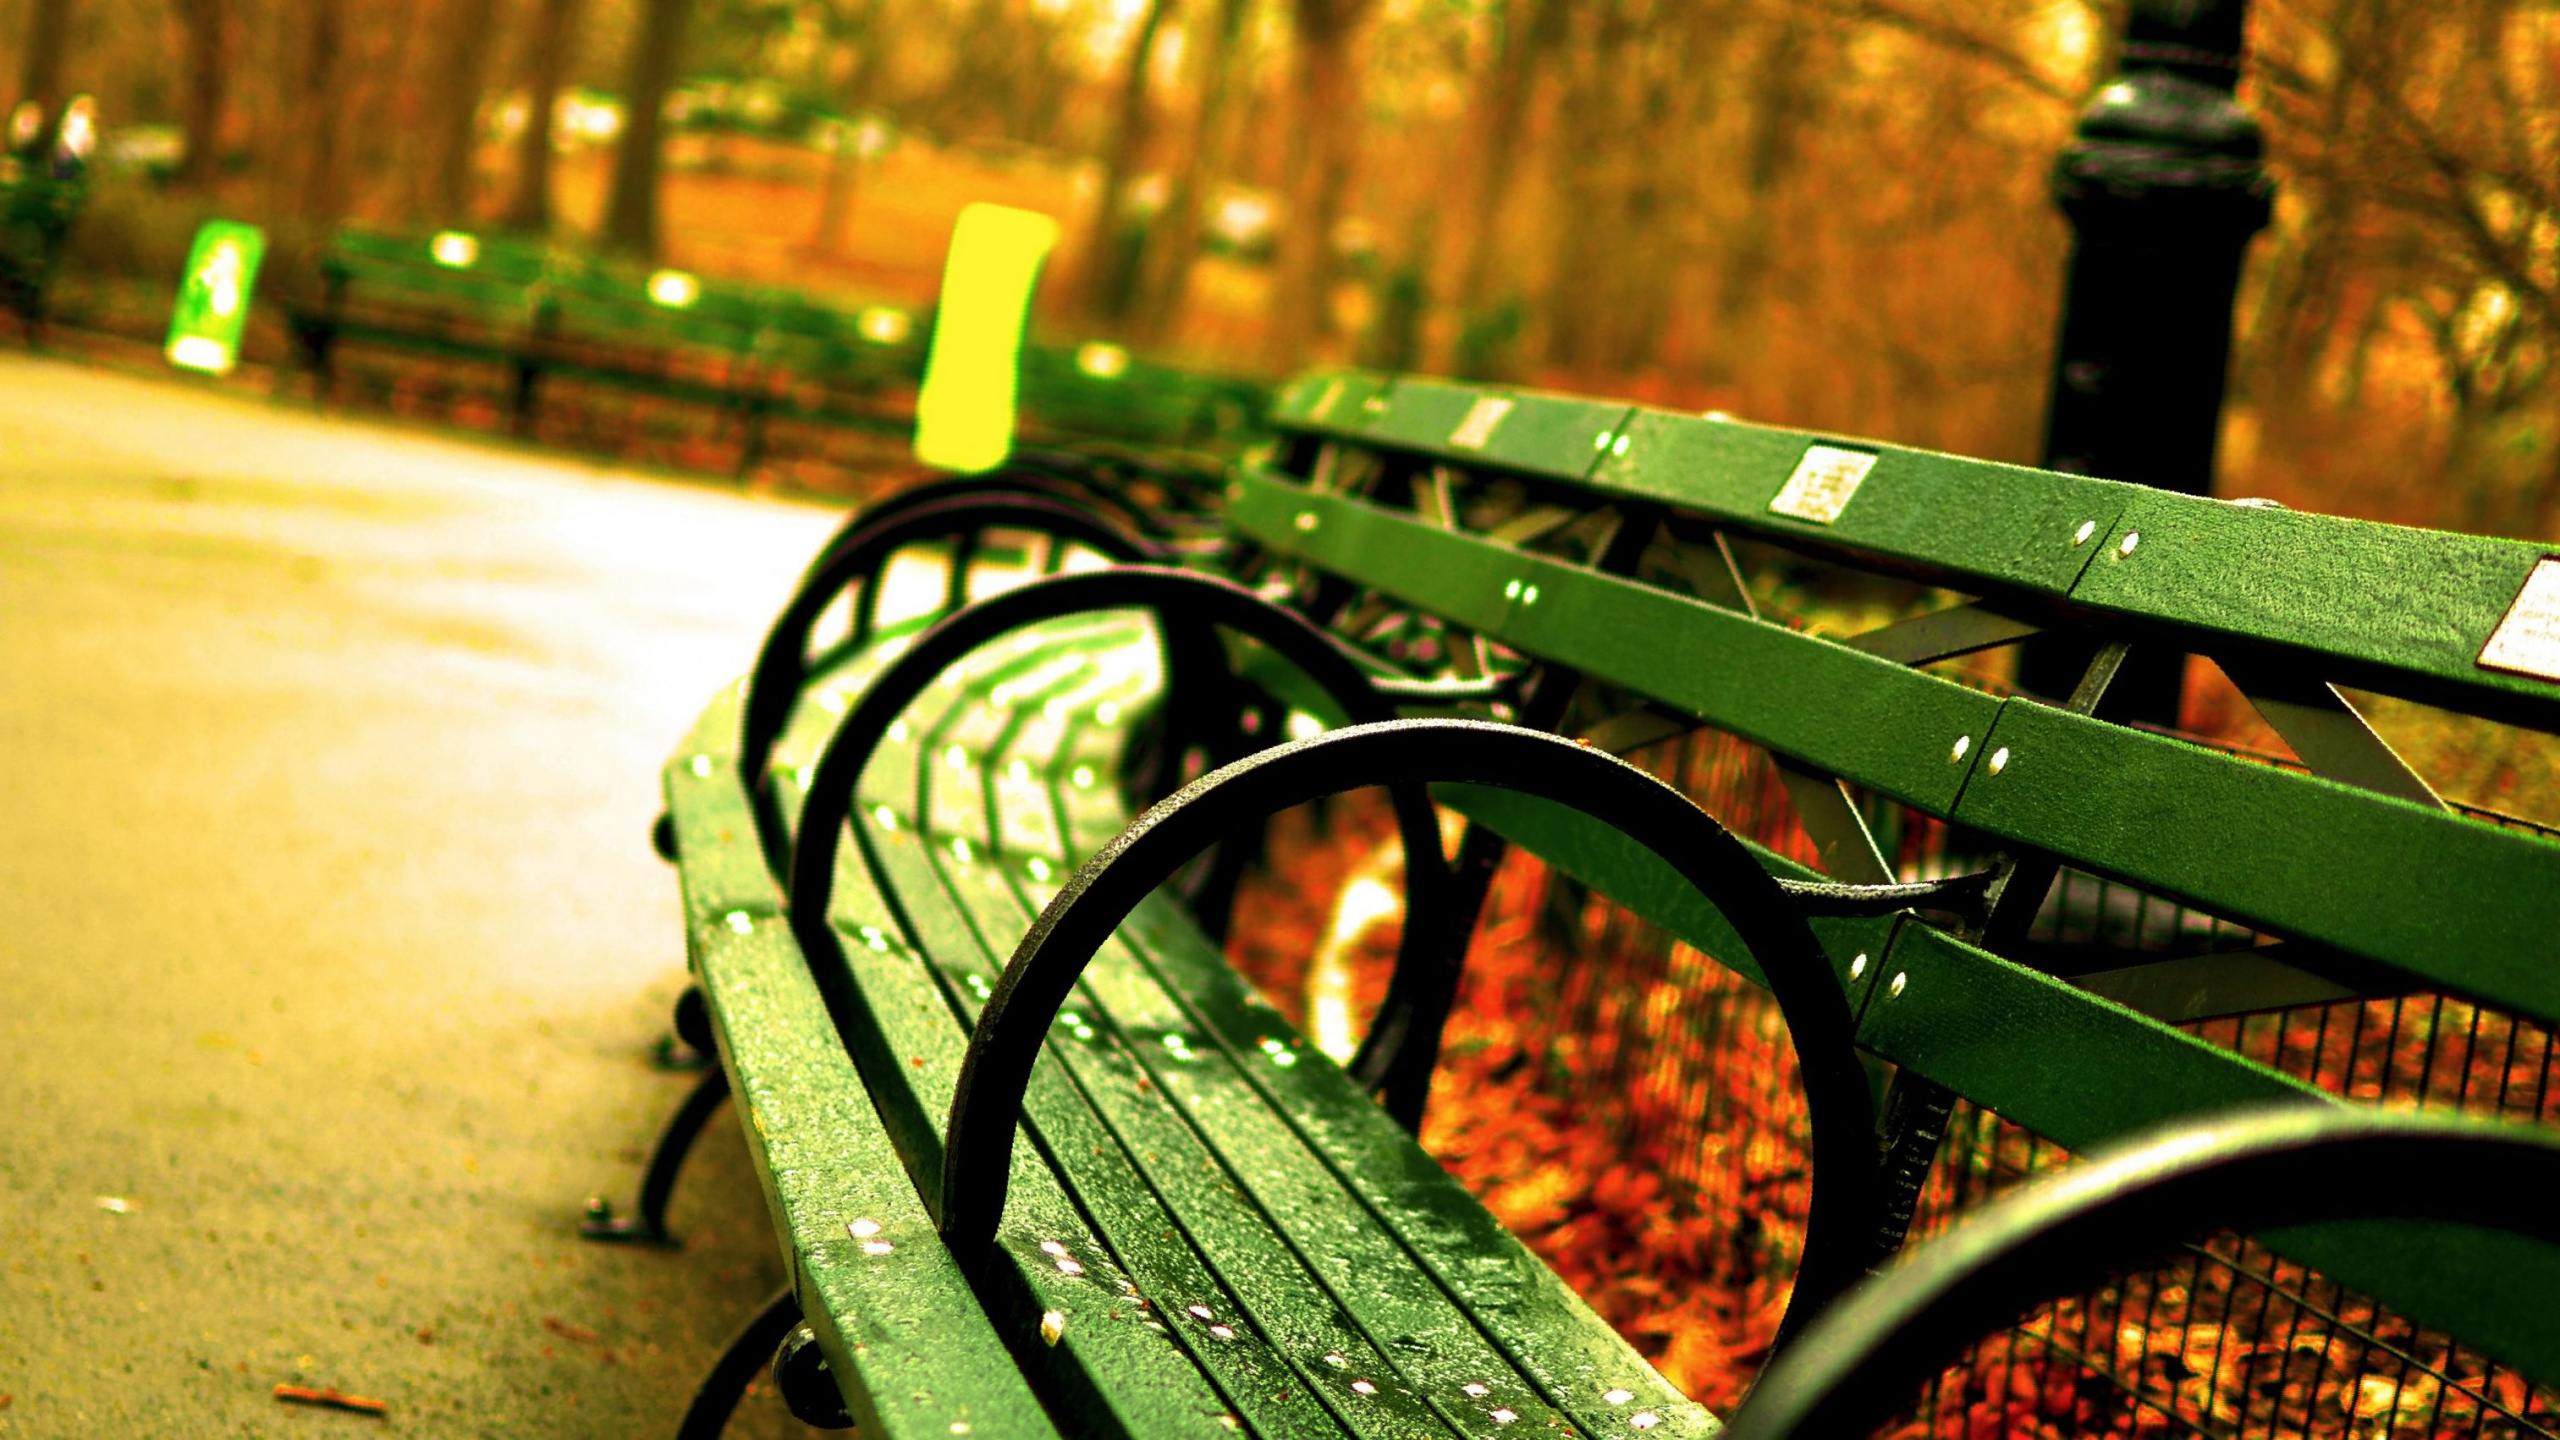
[[282, 225, 1265, 469], [602, 369, 2560, 1436]]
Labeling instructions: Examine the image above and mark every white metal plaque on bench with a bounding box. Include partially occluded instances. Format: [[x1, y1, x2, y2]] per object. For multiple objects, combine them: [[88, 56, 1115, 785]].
[[1448, 396, 1515, 451], [1770, 444, 1877, 525], [2479, 557, 2560, 684]]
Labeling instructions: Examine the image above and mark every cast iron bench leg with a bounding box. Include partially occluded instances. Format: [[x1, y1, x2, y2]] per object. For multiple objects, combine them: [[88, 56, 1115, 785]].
[[649, 984, 712, 1072], [583, 1057, 727, 1245], [673, 1285, 800, 1440]]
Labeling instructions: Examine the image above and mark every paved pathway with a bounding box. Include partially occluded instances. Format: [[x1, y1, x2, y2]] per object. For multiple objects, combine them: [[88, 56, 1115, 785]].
[[0, 355, 848, 1435]]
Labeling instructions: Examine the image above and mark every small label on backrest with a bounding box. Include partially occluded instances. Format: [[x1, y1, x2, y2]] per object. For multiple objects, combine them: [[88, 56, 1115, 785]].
[[1448, 396, 1514, 450], [2480, 557, 2560, 683], [1309, 378, 1347, 422], [1769, 444, 1878, 524]]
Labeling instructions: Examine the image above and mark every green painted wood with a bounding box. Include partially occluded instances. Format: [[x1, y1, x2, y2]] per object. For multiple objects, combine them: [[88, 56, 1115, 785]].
[[1117, 898, 1719, 1438], [1857, 920, 2560, 1385], [1950, 701, 2560, 1027], [774, 810, 1256, 1435], [933, 853, 1582, 1439], [2066, 496, 2560, 727], [1231, 471, 2001, 816], [655, 694, 1058, 1440], [1578, 408, 2129, 599], [862, 835, 1344, 1439], [1228, 473, 1519, 637], [1267, 372, 1396, 440], [1357, 377, 1634, 483], [915, 858, 1479, 1437], [877, 674, 1414, 1437]]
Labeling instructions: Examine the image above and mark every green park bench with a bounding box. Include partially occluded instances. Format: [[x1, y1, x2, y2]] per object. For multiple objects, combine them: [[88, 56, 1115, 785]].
[[596, 367, 2560, 1437], [284, 223, 1262, 470], [286, 226, 559, 423]]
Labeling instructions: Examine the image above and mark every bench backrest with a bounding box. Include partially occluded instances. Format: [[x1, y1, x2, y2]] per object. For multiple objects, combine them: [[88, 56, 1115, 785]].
[[1227, 369, 2560, 1384], [1234, 372, 2560, 1029]]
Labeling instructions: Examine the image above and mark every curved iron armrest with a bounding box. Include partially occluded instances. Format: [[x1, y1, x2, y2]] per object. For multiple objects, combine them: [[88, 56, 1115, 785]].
[[938, 718, 1886, 1352], [1725, 1106, 2560, 1440], [810, 462, 1175, 556], [782, 563, 1458, 1081], [737, 492, 1160, 835]]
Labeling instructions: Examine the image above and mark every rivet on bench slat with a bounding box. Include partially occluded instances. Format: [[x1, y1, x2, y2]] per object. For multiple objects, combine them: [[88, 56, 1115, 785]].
[[872, 805, 899, 830], [1849, 953, 1868, 980], [2117, 530, 2141, 557], [1294, 511, 1319, 531], [689, 754, 712, 777], [1070, 766, 1095, 789], [1988, 746, 2012, 776], [1096, 700, 1122, 724], [1492, 1407, 1519, 1424], [2073, 519, 2098, 546], [1039, 1310, 1065, 1345], [1889, 972, 1908, 998], [724, 911, 753, 935], [1631, 1412, 1662, 1430], [1950, 735, 1971, 763], [1026, 856, 1052, 882], [1351, 1379, 1378, 1396], [1604, 1388, 1635, 1405]]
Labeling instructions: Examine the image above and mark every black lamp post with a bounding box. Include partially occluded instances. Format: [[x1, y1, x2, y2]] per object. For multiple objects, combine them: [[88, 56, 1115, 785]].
[[2016, 0, 2275, 724]]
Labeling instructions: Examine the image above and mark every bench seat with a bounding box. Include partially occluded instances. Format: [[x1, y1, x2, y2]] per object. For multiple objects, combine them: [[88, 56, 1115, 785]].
[[668, 598, 1725, 1436]]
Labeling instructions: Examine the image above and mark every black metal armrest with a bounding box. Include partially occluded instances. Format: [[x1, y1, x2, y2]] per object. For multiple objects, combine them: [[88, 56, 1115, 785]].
[[782, 562, 1458, 1096], [938, 718, 1884, 1353], [1725, 1105, 2560, 1439], [737, 492, 1158, 819]]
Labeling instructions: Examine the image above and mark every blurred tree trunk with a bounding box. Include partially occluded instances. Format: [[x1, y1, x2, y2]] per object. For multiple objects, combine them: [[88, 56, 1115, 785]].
[[1076, 0, 1174, 326], [1453, 0, 1561, 316], [499, 0, 582, 231], [1135, 0, 1248, 342], [1713, 14, 1814, 325], [171, 0, 226, 189], [419, 0, 504, 221], [294, 0, 349, 223], [603, 0, 694, 257], [1265, 0, 1375, 373], [15, 0, 72, 122]]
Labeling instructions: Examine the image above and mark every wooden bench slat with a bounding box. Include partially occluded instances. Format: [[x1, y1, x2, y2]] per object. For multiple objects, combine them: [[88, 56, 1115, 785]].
[[1232, 471, 2003, 816], [658, 694, 1060, 1440], [2068, 492, 2560, 728], [1955, 701, 2560, 1027], [928, 855, 1601, 1439], [883, 842, 1489, 1440], [1112, 899, 1718, 1437]]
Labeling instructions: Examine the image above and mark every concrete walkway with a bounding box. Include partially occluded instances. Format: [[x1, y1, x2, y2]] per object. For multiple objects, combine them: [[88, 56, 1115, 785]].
[[0, 355, 850, 1436]]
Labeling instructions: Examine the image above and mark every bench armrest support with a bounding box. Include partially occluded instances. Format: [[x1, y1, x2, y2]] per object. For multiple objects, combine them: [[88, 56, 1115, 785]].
[[943, 718, 1884, 1352], [1728, 1107, 2560, 1439]]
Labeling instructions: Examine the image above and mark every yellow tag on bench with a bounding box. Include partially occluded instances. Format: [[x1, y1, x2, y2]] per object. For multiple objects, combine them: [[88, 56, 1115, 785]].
[[2480, 557, 2560, 684], [913, 203, 1062, 474]]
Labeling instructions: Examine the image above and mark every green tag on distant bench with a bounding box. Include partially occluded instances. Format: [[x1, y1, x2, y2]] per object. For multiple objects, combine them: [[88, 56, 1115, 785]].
[[912, 203, 1060, 474], [165, 220, 266, 377]]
